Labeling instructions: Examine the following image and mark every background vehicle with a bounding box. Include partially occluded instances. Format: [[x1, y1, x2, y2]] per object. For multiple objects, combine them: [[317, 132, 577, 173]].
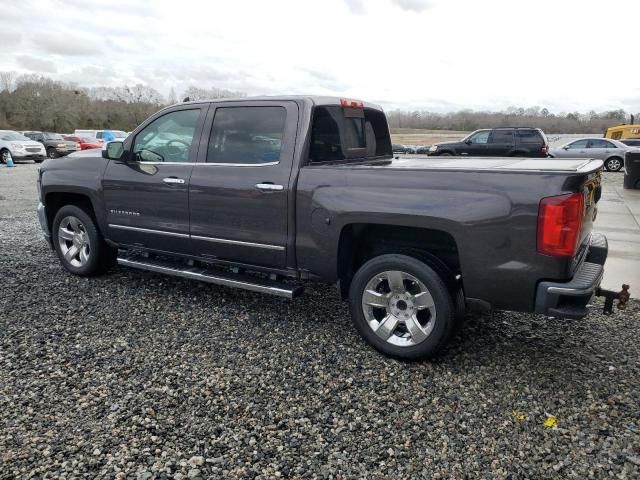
[[427, 128, 549, 157], [37, 96, 607, 360], [23, 132, 79, 158], [404, 145, 418, 154], [604, 124, 640, 140], [64, 135, 103, 150], [0, 130, 46, 163], [621, 139, 640, 148], [74, 129, 128, 141], [392, 143, 408, 154], [415, 145, 431, 154], [549, 137, 628, 171]]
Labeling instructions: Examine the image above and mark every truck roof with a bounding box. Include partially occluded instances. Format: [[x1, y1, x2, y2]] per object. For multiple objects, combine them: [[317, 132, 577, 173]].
[[179, 95, 384, 111]]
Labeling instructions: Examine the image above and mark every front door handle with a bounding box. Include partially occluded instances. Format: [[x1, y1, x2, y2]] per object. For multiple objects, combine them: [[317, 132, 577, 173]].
[[163, 177, 185, 185], [255, 183, 284, 192]]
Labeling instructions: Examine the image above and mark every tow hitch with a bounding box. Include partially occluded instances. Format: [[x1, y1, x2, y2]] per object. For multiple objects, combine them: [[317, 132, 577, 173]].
[[594, 284, 630, 314]]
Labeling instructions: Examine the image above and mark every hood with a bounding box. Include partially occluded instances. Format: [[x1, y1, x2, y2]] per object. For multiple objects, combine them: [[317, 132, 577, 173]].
[[67, 147, 102, 157], [434, 140, 462, 147], [14, 140, 45, 149]]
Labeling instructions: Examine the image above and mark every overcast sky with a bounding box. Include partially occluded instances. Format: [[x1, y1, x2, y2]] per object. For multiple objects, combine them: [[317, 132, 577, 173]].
[[2, 0, 639, 113]]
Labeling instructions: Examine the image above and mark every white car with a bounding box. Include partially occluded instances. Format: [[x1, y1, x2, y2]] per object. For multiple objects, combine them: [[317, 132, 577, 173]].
[[0, 130, 47, 163], [74, 129, 128, 142]]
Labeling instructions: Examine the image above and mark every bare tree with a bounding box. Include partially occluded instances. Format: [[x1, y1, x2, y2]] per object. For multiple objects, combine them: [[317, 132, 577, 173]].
[[0, 71, 15, 92]]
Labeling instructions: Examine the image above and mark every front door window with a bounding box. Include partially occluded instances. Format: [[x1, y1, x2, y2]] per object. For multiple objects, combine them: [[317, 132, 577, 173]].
[[133, 109, 201, 163]]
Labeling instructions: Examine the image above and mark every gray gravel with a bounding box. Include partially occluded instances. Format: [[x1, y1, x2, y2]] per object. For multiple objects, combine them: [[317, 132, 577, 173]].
[[1, 164, 639, 479]]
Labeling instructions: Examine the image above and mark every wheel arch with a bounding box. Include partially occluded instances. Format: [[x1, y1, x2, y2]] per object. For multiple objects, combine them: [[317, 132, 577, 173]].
[[337, 223, 462, 299], [44, 191, 102, 235]]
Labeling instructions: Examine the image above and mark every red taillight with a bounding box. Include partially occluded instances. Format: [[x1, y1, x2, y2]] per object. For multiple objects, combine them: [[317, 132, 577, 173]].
[[537, 193, 584, 257], [340, 98, 364, 109]]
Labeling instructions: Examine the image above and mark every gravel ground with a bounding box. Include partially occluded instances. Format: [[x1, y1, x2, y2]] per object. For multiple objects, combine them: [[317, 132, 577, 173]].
[[1, 164, 639, 479]]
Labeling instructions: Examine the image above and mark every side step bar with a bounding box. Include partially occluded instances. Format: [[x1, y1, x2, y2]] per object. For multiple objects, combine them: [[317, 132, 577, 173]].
[[117, 255, 304, 299]]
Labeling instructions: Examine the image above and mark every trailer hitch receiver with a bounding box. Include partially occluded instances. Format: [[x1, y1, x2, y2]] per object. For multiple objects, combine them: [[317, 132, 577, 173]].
[[594, 284, 630, 314]]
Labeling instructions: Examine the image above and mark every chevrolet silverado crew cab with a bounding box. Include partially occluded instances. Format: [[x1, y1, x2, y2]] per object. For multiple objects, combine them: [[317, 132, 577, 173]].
[[36, 96, 607, 360]]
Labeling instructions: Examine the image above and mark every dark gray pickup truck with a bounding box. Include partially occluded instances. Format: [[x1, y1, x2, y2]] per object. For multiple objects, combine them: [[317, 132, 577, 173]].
[[36, 96, 608, 359]]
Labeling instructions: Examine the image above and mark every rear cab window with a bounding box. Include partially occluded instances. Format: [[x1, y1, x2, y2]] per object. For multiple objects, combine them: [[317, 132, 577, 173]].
[[309, 104, 392, 163]]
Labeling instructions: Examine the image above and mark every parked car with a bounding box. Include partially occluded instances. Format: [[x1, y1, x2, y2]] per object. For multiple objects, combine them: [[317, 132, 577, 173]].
[[0, 130, 46, 163], [548, 138, 628, 171], [405, 145, 418, 154], [621, 139, 640, 148], [23, 131, 79, 158], [64, 135, 103, 150], [37, 96, 607, 360], [416, 145, 431, 154], [427, 128, 549, 158], [392, 143, 408, 154], [74, 129, 128, 141]]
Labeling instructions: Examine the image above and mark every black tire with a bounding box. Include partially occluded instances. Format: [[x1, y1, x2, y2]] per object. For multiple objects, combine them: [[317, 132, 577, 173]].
[[46, 147, 58, 159], [604, 157, 623, 172], [34, 158, 44, 164], [52, 204, 115, 276], [439, 152, 453, 156], [348, 254, 455, 360], [0, 149, 8, 164]]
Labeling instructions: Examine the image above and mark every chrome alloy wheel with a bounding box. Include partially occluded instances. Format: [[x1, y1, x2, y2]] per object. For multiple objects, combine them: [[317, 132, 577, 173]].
[[361, 270, 437, 347], [58, 216, 91, 267], [606, 158, 621, 171]]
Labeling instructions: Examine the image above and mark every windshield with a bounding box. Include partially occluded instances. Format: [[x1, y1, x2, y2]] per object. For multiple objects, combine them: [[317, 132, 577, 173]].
[[44, 133, 64, 140], [0, 132, 30, 141], [113, 131, 127, 138]]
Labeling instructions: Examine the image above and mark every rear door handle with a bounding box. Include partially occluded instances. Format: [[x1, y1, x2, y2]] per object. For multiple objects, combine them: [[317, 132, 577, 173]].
[[255, 183, 284, 192], [163, 177, 185, 185]]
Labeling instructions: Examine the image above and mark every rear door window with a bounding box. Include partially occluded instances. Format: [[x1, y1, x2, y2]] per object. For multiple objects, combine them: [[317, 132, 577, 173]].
[[489, 130, 513, 144], [207, 106, 286, 164], [309, 106, 392, 163], [588, 139, 615, 148]]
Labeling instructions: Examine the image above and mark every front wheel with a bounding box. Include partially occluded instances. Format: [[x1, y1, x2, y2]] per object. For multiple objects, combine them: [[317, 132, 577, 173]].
[[52, 205, 115, 276], [47, 148, 58, 159], [348, 254, 455, 360], [0, 149, 9, 164], [605, 157, 622, 172]]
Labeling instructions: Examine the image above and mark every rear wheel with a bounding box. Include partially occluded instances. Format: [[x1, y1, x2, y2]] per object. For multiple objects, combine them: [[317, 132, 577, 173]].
[[53, 205, 115, 276], [349, 254, 455, 360], [605, 157, 622, 172]]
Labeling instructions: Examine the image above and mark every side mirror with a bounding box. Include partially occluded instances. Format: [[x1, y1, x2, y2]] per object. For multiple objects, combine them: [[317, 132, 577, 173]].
[[102, 141, 124, 160], [465, 140, 472, 145], [562, 146, 569, 150]]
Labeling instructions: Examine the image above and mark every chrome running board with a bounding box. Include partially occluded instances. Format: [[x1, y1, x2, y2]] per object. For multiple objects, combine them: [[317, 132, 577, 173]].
[[117, 255, 303, 299]]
